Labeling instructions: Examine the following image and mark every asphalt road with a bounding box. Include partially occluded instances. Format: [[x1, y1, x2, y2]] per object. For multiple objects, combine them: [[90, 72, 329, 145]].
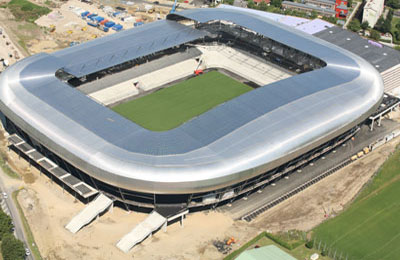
[[0, 172, 34, 260]]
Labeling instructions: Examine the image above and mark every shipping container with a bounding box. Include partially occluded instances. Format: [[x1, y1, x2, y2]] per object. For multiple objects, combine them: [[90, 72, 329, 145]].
[[94, 16, 105, 22], [104, 21, 116, 28], [81, 11, 90, 17], [112, 24, 123, 31], [99, 19, 109, 25], [87, 21, 99, 27]]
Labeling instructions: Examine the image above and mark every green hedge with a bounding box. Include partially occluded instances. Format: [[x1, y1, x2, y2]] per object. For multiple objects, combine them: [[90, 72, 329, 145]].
[[264, 232, 304, 250]]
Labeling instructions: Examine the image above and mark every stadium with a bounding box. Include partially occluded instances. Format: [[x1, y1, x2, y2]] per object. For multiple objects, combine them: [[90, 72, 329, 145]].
[[0, 8, 384, 211]]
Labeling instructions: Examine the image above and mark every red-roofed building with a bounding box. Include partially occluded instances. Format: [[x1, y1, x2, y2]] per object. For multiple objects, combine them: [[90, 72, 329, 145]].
[[253, 0, 271, 5], [335, 0, 348, 18]]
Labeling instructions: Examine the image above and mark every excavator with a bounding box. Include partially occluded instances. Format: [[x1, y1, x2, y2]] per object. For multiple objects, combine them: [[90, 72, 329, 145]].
[[169, 0, 179, 13]]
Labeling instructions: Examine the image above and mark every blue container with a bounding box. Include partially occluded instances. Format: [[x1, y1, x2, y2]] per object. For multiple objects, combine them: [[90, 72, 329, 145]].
[[94, 16, 104, 22], [112, 24, 123, 31], [87, 21, 99, 27], [134, 22, 144, 27], [104, 21, 116, 28], [87, 14, 97, 19], [81, 11, 90, 17]]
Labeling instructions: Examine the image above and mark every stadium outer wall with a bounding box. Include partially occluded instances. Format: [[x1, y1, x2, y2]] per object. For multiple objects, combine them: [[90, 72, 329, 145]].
[[0, 8, 384, 209]]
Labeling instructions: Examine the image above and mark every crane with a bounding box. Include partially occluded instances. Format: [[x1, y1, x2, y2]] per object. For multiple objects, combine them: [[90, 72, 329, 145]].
[[170, 0, 179, 13]]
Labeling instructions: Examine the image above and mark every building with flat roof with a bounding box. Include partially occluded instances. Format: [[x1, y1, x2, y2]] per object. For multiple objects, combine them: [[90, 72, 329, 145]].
[[282, 1, 336, 17], [305, 0, 336, 9], [236, 245, 297, 260], [362, 0, 384, 27]]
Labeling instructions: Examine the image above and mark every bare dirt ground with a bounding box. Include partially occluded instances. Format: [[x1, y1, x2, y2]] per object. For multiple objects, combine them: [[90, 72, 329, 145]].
[[0, 10, 25, 69], [0, 123, 398, 260]]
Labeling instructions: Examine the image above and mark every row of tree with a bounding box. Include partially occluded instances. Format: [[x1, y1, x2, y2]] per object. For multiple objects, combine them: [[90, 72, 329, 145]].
[[0, 207, 25, 260], [375, 9, 394, 34], [385, 0, 400, 9]]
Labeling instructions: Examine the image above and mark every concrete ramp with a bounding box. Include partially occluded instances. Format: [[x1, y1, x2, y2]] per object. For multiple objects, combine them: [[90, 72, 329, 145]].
[[116, 211, 166, 253], [66, 193, 113, 234]]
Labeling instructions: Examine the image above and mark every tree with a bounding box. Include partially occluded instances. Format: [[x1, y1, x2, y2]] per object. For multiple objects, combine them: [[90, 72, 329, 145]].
[[347, 0, 352, 7], [386, 0, 400, 9], [348, 19, 361, 32], [396, 21, 400, 30], [258, 0, 268, 10], [361, 21, 369, 30], [0, 211, 13, 240], [247, 0, 256, 9], [370, 29, 381, 40], [305, 240, 313, 249], [271, 0, 282, 8], [375, 15, 385, 31], [382, 19, 392, 33], [310, 10, 318, 19], [394, 30, 400, 41], [1, 233, 25, 260]]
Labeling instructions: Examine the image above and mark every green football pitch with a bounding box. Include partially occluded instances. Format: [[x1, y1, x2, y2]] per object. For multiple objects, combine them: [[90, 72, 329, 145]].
[[112, 71, 253, 131], [313, 148, 400, 259]]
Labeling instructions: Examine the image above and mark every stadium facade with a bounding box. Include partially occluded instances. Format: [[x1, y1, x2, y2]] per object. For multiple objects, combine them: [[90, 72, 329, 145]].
[[0, 8, 383, 209]]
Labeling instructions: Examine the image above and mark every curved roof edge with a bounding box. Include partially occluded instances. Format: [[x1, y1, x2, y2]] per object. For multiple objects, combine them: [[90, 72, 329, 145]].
[[0, 8, 383, 194]]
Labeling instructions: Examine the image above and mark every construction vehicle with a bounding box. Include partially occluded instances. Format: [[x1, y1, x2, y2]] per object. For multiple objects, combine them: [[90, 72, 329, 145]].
[[81, 26, 88, 31], [226, 237, 236, 246], [363, 147, 370, 155], [49, 24, 56, 33], [357, 151, 364, 158], [66, 30, 73, 34], [170, 0, 178, 13], [351, 155, 358, 161]]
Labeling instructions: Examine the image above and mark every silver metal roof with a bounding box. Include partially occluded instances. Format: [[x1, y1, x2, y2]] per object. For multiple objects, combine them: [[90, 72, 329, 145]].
[[0, 8, 383, 194]]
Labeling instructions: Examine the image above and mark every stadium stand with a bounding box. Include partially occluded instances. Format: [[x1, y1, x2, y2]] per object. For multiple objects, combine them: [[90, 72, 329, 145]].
[[78, 47, 202, 94], [198, 45, 291, 86]]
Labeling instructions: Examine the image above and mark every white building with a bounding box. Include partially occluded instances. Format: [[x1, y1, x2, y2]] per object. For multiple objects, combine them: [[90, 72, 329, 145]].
[[362, 0, 384, 28]]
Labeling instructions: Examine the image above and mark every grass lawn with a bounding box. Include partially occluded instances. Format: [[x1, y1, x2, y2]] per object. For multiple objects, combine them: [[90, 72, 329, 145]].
[[7, 0, 51, 23], [112, 71, 252, 131], [313, 147, 400, 259], [225, 232, 332, 260]]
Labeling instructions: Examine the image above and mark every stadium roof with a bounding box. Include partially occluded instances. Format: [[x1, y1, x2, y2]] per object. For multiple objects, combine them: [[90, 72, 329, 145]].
[[0, 8, 383, 194], [56, 20, 207, 77], [314, 26, 400, 73]]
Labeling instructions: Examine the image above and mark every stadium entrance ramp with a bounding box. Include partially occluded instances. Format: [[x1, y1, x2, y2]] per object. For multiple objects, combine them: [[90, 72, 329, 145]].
[[65, 193, 113, 234], [116, 207, 188, 252], [116, 211, 167, 253]]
